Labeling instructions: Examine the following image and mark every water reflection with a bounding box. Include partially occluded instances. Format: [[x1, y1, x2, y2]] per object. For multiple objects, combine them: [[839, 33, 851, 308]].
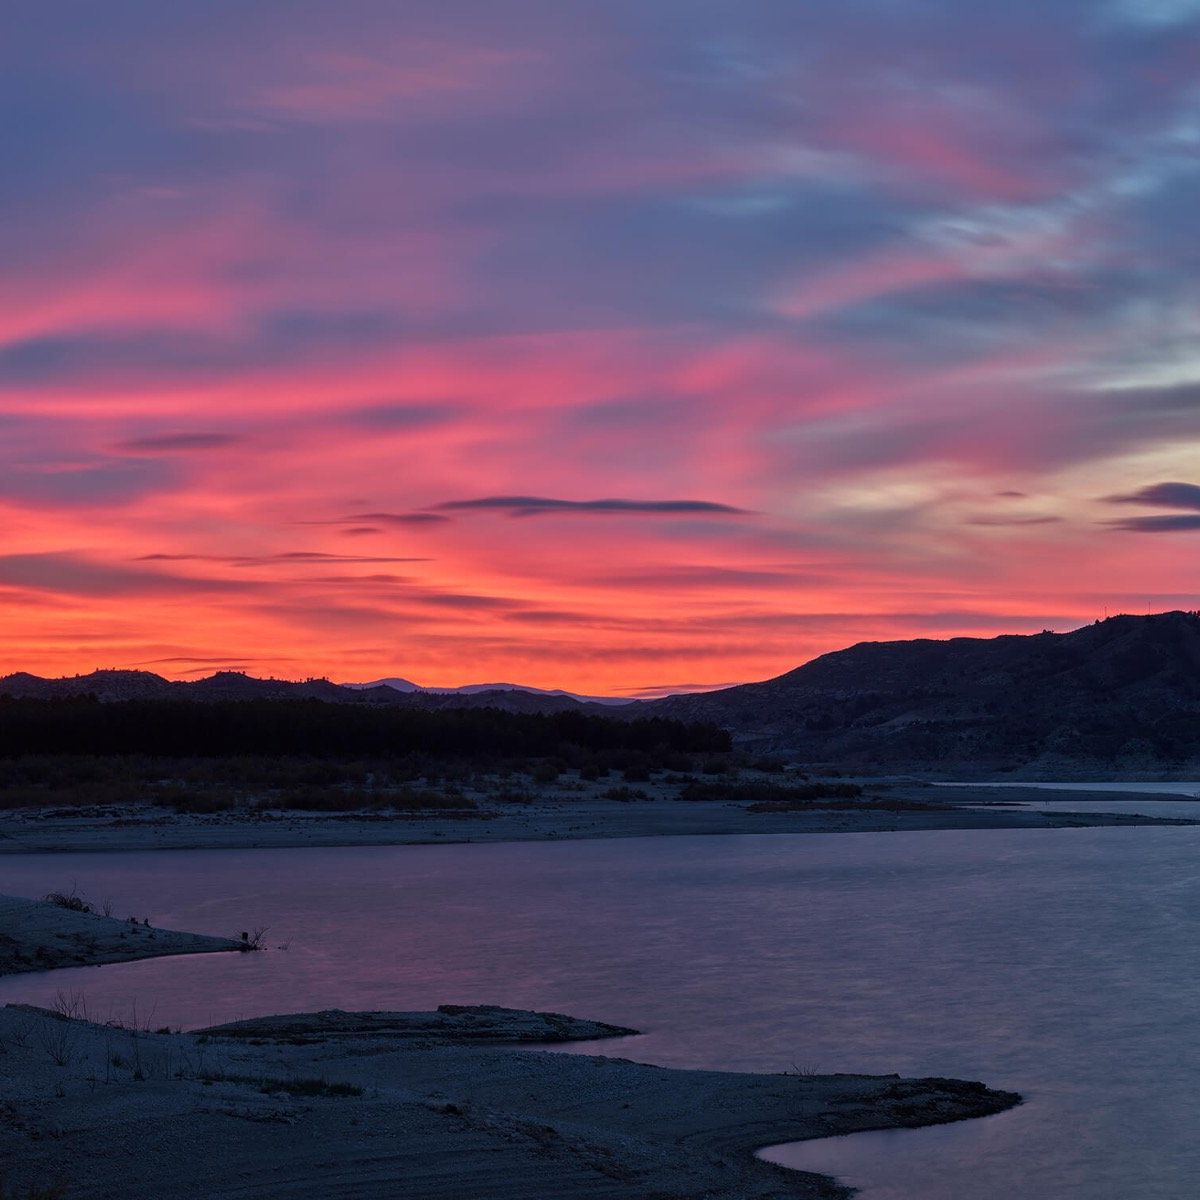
[[3, 827, 1198, 1199]]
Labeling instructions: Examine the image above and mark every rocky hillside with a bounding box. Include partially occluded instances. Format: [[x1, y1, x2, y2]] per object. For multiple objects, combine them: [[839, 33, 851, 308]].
[[646, 612, 1200, 774]]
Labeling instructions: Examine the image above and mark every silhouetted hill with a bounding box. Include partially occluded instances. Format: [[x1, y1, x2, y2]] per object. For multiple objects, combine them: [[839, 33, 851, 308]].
[[347, 678, 628, 705], [646, 612, 1200, 774], [0, 669, 611, 714], [0, 670, 178, 701], [186, 671, 354, 703]]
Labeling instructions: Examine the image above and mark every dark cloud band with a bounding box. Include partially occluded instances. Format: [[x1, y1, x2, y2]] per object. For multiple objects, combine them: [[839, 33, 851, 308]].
[[1105, 482, 1200, 511], [1108, 514, 1200, 533], [435, 495, 750, 517]]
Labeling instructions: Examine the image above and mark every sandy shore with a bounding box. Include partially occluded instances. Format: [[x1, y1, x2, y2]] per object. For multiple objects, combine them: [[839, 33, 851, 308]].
[[0, 892, 242, 977], [0, 1001, 1019, 1200], [1, 784, 1192, 856], [1, 782, 1173, 1196]]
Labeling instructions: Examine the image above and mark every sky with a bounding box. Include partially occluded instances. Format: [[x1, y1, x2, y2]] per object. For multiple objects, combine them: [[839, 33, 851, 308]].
[[3, 1, 1200, 695]]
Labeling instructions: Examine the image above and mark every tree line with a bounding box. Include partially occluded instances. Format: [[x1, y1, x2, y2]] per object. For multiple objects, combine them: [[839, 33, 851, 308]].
[[0, 695, 731, 761]]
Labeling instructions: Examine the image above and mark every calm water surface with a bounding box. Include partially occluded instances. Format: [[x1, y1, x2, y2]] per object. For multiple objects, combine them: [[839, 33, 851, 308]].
[[945, 780, 1200, 820], [941, 779, 1200, 796], [1001, 797, 1200, 820], [3, 828, 1199, 1199]]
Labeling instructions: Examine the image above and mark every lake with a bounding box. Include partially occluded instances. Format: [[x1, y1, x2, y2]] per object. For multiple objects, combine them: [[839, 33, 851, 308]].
[[3, 826, 1198, 1199]]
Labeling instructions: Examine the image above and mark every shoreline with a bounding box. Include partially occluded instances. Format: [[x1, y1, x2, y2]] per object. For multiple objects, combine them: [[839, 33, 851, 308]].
[[0, 1001, 1019, 1199], [6, 783, 1190, 981], [0, 892, 243, 977], [2, 783, 1181, 1197], [2, 784, 1195, 857]]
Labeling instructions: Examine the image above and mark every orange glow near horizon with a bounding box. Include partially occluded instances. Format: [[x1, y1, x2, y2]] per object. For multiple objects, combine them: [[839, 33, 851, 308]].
[[3, 3, 1199, 694]]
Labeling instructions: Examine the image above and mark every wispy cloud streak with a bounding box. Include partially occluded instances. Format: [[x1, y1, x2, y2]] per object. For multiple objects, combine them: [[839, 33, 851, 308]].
[[0, 1, 1198, 687]]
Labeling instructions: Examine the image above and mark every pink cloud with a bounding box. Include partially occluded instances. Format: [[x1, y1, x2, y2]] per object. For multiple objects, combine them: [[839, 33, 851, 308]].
[[1, 3, 1197, 690]]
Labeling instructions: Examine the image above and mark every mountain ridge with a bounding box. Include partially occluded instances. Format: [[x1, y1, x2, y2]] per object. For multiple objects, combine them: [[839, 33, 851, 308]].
[[4, 612, 1199, 772], [345, 678, 630, 705], [646, 611, 1200, 773], [0, 668, 619, 713]]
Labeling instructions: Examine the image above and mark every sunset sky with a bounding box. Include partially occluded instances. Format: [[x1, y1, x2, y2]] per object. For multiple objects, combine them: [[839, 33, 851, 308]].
[[4, 1, 1200, 694]]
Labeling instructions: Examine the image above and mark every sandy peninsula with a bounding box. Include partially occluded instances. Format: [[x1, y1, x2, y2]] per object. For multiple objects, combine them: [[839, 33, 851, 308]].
[[0, 892, 243, 977], [0, 1000, 1019, 1200]]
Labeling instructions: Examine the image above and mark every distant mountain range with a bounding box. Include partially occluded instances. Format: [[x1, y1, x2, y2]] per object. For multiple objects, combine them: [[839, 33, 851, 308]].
[[345, 678, 630, 705], [0, 669, 612, 712], [4, 612, 1199, 773]]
